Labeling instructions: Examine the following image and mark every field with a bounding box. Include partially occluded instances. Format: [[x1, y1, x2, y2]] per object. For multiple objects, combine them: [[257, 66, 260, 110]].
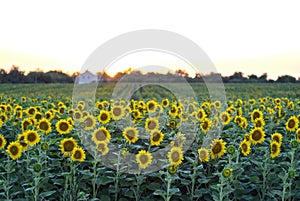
[[0, 83, 300, 201]]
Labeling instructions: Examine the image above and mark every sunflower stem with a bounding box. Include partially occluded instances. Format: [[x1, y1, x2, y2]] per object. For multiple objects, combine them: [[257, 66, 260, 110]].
[[166, 171, 172, 201]]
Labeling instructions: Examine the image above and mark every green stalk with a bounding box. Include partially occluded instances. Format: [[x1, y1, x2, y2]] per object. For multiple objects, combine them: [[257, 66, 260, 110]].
[[166, 171, 172, 201]]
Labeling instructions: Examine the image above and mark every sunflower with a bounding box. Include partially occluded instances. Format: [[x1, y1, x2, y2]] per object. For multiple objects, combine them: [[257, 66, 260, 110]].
[[210, 139, 227, 159], [198, 148, 209, 162], [254, 118, 265, 128], [131, 109, 142, 119], [136, 150, 153, 169], [6, 141, 23, 160], [219, 112, 231, 125], [0, 134, 7, 150], [18, 133, 28, 151], [234, 116, 243, 124], [111, 105, 125, 120], [83, 115, 96, 130], [171, 132, 186, 148], [73, 110, 82, 121], [222, 168, 233, 178], [145, 117, 159, 132], [240, 140, 251, 156], [270, 141, 280, 158], [60, 137, 78, 156], [150, 129, 164, 146], [45, 111, 54, 120], [194, 109, 206, 121], [34, 112, 43, 121], [286, 116, 299, 132], [249, 127, 265, 145], [24, 130, 40, 146], [200, 118, 212, 133], [26, 106, 36, 116], [168, 146, 184, 166], [56, 119, 73, 134], [271, 133, 283, 146], [37, 118, 52, 134], [98, 110, 111, 124], [92, 127, 111, 144], [213, 100, 222, 109], [123, 127, 139, 144], [251, 109, 263, 122], [161, 98, 169, 107], [146, 100, 158, 113], [168, 165, 177, 174], [71, 147, 86, 162], [168, 105, 178, 117], [296, 129, 300, 142], [96, 141, 109, 155]]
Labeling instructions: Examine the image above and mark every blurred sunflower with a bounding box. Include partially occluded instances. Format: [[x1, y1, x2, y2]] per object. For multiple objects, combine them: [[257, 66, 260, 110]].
[[198, 148, 209, 162], [145, 117, 159, 132], [38, 118, 52, 134], [83, 115, 96, 130], [146, 100, 158, 113], [286, 116, 299, 132], [71, 147, 86, 162], [150, 129, 164, 146], [56, 119, 73, 134], [111, 105, 124, 120], [60, 137, 78, 156], [73, 110, 82, 121], [249, 127, 265, 145], [96, 141, 109, 155], [168, 146, 183, 166], [98, 110, 111, 124], [6, 141, 22, 160], [271, 133, 283, 146], [210, 139, 227, 159], [136, 150, 153, 169], [92, 127, 111, 144], [200, 118, 212, 133], [0, 134, 7, 150], [240, 140, 251, 156], [123, 127, 139, 144], [195, 109, 206, 121], [24, 130, 40, 146], [270, 141, 280, 158]]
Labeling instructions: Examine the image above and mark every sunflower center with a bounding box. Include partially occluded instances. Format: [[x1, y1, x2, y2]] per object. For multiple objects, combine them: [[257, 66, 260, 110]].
[[74, 150, 82, 159], [241, 143, 248, 152], [97, 143, 105, 152], [288, 120, 295, 128], [139, 155, 149, 164], [202, 122, 208, 129], [100, 113, 108, 121], [75, 112, 81, 119], [252, 130, 262, 141], [221, 114, 228, 122], [163, 100, 168, 106], [28, 108, 35, 114], [10, 146, 19, 155], [253, 112, 260, 120], [113, 108, 122, 117], [59, 122, 69, 131], [152, 132, 160, 142], [0, 138, 3, 146], [273, 136, 279, 143], [23, 121, 30, 130], [212, 142, 222, 154], [147, 121, 157, 130], [271, 144, 278, 154], [199, 151, 207, 158], [126, 130, 135, 140], [39, 122, 49, 131], [28, 133, 37, 142], [148, 103, 155, 110], [64, 141, 75, 152], [96, 130, 107, 141], [35, 114, 42, 120], [85, 118, 93, 127], [171, 151, 180, 162], [256, 121, 262, 127]]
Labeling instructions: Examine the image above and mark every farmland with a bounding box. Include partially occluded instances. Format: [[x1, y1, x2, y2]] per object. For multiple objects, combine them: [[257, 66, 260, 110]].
[[0, 83, 300, 200]]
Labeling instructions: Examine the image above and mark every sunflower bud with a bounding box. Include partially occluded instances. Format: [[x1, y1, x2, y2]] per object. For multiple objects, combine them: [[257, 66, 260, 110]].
[[289, 169, 296, 179], [227, 145, 235, 155], [291, 140, 298, 148], [222, 168, 233, 178], [168, 165, 177, 174], [33, 163, 42, 173]]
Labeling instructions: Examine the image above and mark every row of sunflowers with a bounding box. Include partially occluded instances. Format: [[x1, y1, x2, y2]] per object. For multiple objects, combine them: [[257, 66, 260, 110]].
[[0, 94, 300, 200]]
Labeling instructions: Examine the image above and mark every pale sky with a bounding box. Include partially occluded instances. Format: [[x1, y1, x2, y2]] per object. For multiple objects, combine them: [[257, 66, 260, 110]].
[[1, 1, 300, 80]]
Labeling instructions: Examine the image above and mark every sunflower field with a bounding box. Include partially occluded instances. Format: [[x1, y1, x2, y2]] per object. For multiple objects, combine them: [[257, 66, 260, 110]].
[[0, 83, 300, 201]]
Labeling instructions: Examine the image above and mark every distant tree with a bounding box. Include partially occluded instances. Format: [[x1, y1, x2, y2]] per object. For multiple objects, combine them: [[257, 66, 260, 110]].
[[258, 73, 267, 83], [229, 72, 245, 82], [0, 69, 8, 83], [175, 69, 189, 77], [7, 65, 26, 83], [248, 74, 258, 80], [276, 75, 296, 83]]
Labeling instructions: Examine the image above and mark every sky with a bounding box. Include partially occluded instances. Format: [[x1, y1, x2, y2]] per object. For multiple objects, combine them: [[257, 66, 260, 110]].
[[0, 1, 300, 80]]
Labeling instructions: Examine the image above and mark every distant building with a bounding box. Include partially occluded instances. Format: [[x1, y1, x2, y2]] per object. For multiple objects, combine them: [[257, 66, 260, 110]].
[[78, 70, 98, 84]]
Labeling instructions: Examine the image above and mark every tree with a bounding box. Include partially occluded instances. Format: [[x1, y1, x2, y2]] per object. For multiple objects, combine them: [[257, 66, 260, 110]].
[[276, 75, 296, 83]]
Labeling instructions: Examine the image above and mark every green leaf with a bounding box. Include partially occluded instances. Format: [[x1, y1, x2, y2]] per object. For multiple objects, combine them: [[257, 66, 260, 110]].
[[40, 190, 56, 198]]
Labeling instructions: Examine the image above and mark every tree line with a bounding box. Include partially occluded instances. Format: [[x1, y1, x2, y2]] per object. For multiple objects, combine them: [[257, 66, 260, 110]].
[[0, 66, 299, 84]]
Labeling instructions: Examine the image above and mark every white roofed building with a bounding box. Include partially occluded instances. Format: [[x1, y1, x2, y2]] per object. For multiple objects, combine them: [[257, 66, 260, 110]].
[[78, 70, 98, 84]]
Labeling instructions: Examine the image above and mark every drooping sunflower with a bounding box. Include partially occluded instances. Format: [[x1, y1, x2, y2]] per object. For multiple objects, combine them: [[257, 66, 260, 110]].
[[249, 127, 265, 145], [146, 100, 158, 113], [56, 119, 73, 134], [83, 115, 96, 130], [123, 127, 139, 144], [92, 127, 111, 144], [145, 117, 159, 132], [38, 118, 52, 134], [251, 109, 263, 122], [198, 148, 209, 162], [0, 134, 7, 150], [111, 105, 125, 120], [270, 141, 280, 158], [6, 141, 22, 160], [150, 129, 164, 146], [71, 147, 86, 162], [98, 110, 111, 124], [271, 133, 283, 146], [254, 118, 265, 128], [136, 150, 153, 169], [24, 130, 40, 146], [286, 116, 299, 132], [219, 112, 231, 125], [210, 139, 227, 159], [168, 146, 184, 166], [60, 137, 78, 156], [200, 118, 212, 133], [240, 140, 251, 156], [96, 141, 109, 155]]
